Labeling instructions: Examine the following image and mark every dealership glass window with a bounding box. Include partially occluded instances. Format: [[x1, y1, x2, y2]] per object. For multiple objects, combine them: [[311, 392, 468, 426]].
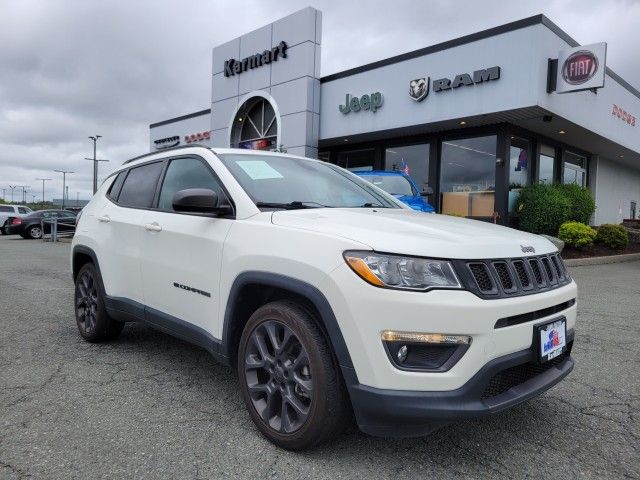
[[440, 135, 497, 218], [230, 97, 278, 151], [508, 137, 530, 213], [538, 144, 556, 184], [563, 151, 587, 186], [384, 144, 430, 192], [336, 149, 376, 171]]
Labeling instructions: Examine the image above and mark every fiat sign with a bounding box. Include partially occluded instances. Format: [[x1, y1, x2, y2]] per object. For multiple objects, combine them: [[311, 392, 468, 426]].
[[556, 42, 606, 93]]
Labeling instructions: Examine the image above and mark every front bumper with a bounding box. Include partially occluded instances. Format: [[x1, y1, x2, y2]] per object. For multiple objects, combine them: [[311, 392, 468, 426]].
[[344, 333, 574, 437]]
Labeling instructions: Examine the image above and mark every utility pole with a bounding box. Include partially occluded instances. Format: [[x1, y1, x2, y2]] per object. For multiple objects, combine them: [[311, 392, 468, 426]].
[[86, 135, 109, 194], [54, 170, 74, 209], [65, 186, 69, 206], [36, 178, 52, 204], [15, 186, 29, 203], [9, 185, 16, 203], [76, 192, 79, 207], [1, 188, 5, 201]]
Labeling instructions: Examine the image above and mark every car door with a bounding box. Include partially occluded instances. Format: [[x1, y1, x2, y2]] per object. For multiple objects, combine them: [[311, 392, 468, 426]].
[[139, 155, 234, 338], [96, 161, 165, 304]]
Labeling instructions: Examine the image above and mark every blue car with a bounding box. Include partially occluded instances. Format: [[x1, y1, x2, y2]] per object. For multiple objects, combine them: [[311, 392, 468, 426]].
[[354, 170, 435, 213]]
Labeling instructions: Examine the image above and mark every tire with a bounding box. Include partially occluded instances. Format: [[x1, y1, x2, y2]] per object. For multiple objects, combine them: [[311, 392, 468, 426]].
[[74, 263, 124, 342], [237, 300, 350, 450], [27, 225, 43, 239]]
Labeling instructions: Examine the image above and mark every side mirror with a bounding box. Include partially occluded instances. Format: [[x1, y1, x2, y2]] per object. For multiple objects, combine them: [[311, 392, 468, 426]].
[[420, 186, 434, 197], [172, 188, 230, 215]]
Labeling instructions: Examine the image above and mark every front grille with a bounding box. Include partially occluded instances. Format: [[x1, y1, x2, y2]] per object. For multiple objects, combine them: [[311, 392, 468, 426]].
[[481, 351, 570, 399], [467, 263, 495, 293], [457, 253, 571, 299]]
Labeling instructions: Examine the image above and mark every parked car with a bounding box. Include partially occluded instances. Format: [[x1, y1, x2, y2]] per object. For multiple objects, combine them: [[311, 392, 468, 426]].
[[71, 146, 576, 450], [354, 170, 435, 212], [5, 209, 77, 239], [0, 205, 33, 234]]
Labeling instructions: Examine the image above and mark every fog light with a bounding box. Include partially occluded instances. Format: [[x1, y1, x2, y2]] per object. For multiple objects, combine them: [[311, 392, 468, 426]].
[[397, 345, 408, 363]]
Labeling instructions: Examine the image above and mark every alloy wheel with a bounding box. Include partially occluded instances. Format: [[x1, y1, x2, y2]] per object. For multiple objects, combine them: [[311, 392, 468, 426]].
[[244, 320, 313, 433], [30, 226, 42, 239], [76, 271, 98, 334]]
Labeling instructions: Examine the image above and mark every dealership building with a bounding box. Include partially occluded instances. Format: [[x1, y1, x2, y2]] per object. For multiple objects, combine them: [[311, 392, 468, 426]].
[[149, 7, 640, 226]]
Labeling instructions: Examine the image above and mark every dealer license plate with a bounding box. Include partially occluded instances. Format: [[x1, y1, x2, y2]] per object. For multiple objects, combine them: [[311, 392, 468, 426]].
[[536, 318, 567, 363]]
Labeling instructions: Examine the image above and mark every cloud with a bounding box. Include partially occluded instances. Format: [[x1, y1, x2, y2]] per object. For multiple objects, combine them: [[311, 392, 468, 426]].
[[1, 0, 638, 202]]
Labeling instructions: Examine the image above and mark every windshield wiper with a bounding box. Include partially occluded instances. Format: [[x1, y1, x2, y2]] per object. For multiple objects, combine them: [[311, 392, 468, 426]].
[[256, 201, 330, 210]]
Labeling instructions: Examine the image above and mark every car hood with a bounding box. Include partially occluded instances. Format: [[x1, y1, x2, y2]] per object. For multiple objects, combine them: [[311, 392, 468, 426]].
[[271, 208, 556, 259]]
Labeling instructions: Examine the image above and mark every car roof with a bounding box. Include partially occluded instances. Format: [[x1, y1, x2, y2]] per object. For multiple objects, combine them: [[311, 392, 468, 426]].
[[117, 145, 321, 174]]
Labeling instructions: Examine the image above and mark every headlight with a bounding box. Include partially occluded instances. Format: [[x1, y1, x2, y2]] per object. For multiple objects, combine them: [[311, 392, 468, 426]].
[[343, 251, 462, 291]]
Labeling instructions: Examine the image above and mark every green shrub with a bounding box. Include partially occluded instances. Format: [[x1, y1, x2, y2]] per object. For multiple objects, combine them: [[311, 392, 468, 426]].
[[596, 224, 629, 249], [557, 183, 596, 224], [516, 184, 571, 235], [558, 221, 597, 248]]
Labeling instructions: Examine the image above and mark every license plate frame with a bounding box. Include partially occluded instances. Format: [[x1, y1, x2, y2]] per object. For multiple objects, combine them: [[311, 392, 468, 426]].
[[534, 316, 567, 364]]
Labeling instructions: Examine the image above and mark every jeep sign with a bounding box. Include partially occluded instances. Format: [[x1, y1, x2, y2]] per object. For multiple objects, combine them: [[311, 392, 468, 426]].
[[556, 42, 606, 93]]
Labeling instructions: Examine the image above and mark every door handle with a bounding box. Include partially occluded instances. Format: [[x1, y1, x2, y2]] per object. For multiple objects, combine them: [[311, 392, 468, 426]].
[[97, 215, 110, 223], [144, 222, 162, 232]]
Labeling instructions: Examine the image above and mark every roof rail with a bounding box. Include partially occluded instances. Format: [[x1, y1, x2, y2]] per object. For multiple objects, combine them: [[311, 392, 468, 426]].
[[122, 144, 210, 164]]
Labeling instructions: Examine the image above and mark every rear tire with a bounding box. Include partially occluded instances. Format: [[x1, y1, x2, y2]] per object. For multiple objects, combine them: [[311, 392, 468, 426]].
[[237, 300, 350, 450], [74, 263, 124, 342]]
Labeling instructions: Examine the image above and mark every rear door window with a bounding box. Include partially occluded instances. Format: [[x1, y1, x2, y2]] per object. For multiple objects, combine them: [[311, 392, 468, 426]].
[[17, 207, 30, 214], [117, 162, 164, 208]]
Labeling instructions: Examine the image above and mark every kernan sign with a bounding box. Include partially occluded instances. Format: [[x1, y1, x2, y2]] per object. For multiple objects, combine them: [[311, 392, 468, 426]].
[[224, 41, 288, 77]]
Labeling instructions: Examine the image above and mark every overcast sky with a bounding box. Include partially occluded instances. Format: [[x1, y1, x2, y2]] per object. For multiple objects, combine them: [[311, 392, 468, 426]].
[[1, 0, 638, 203]]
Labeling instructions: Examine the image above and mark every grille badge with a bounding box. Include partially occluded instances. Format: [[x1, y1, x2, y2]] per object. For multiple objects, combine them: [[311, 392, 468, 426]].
[[520, 245, 535, 253]]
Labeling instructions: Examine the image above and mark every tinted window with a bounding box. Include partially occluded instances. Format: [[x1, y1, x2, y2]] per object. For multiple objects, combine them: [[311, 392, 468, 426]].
[[107, 172, 127, 201], [17, 207, 31, 214], [0, 206, 12, 213], [158, 158, 224, 211], [118, 162, 164, 208]]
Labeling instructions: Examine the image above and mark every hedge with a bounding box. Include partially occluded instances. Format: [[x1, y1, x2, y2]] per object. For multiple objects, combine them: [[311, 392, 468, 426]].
[[596, 224, 629, 249], [558, 221, 597, 248]]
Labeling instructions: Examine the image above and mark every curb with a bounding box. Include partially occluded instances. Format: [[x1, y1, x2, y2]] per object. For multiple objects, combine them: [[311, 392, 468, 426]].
[[564, 252, 640, 267]]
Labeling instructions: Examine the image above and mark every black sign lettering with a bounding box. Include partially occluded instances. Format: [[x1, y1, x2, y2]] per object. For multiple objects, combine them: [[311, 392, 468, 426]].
[[224, 41, 288, 77]]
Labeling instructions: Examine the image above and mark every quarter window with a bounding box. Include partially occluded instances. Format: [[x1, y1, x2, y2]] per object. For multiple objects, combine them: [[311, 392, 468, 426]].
[[158, 158, 225, 211], [107, 171, 127, 201], [117, 162, 164, 208], [0, 206, 12, 213]]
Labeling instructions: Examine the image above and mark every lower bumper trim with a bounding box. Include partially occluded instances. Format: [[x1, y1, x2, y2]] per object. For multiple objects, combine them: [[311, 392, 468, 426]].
[[343, 334, 574, 437]]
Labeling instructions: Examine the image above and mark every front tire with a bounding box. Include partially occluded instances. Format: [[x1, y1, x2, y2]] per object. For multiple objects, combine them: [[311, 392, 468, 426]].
[[238, 300, 350, 450], [74, 263, 124, 342], [27, 225, 43, 239]]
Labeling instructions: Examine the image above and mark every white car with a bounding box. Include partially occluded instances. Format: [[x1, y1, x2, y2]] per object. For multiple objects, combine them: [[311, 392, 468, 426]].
[[0, 204, 33, 234], [71, 146, 577, 450]]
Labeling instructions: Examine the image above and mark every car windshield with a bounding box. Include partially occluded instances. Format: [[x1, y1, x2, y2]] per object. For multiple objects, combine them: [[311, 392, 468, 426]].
[[360, 175, 415, 196], [218, 153, 399, 209]]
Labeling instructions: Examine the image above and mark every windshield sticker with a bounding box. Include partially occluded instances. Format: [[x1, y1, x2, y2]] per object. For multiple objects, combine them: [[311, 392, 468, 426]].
[[237, 160, 284, 180]]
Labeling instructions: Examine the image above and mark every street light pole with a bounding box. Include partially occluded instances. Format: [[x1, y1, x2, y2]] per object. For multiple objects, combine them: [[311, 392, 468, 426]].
[[54, 170, 74, 209], [86, 135, 109, 195], [9, 186, 16, 203], [36, 178, 52, 204]]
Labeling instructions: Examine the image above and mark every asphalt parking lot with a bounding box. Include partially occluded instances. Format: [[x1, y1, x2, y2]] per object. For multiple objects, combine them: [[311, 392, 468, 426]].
[[1, 234, 638, 480]]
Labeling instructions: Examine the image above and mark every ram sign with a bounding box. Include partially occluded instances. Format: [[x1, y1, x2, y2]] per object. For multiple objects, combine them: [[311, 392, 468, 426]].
[[556, 42, 607, 93]]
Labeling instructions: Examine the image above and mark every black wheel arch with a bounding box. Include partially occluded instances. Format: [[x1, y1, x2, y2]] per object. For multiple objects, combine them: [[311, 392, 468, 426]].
[[223, 272, 355, 376], [72, 245, 102, 282]]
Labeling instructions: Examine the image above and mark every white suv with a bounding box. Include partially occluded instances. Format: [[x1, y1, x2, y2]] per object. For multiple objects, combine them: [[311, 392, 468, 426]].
[[71, 146, 577, 449]]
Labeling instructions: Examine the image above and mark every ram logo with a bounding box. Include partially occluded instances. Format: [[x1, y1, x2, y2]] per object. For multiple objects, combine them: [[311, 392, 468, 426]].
[[409, 77, 429, 102], [520, 245, 536, 254]]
